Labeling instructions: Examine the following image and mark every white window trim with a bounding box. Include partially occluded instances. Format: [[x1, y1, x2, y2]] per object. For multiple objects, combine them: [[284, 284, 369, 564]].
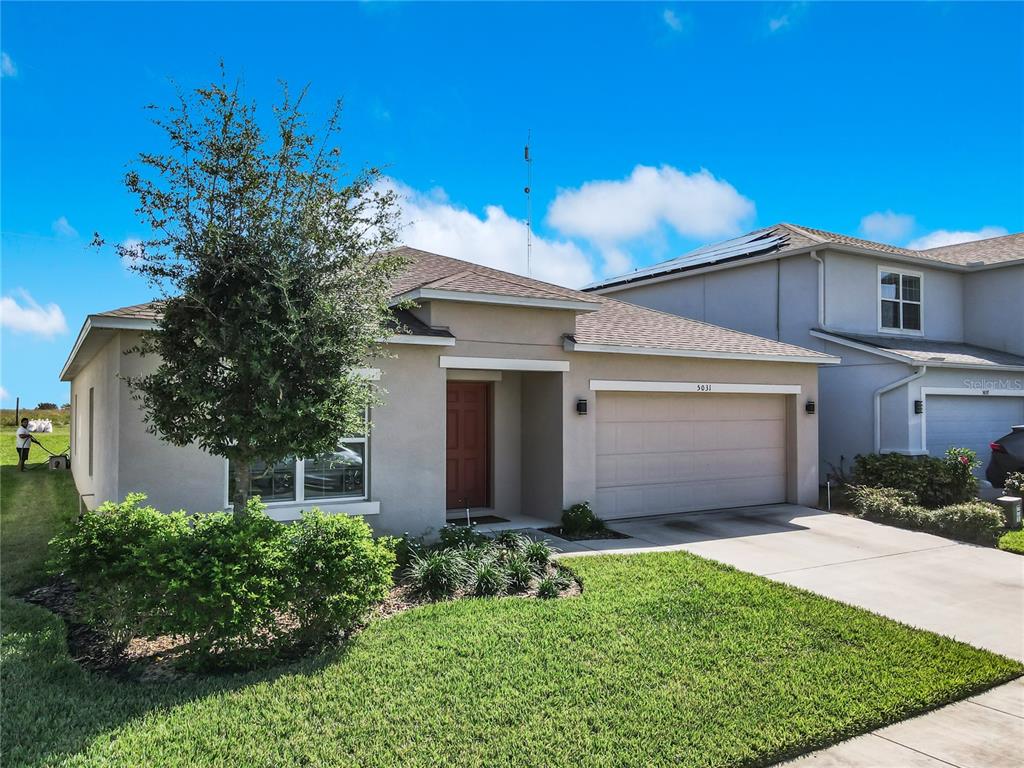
[[590, 380, 801, 394], [918, 386, 1024, 457], [877, 265, 924, 336], [223, 410, 370, 509]]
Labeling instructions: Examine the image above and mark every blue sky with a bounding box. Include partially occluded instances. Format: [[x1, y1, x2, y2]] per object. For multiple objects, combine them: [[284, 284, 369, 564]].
[[2, 1, 1022, 407]]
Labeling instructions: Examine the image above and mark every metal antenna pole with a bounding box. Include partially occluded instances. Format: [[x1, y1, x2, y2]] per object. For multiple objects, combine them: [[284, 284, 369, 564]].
[[524, 130, 533, 277]]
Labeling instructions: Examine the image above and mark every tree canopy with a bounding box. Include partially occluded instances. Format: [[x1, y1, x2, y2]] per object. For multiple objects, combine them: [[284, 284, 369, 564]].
[[97, 69, 404, 514]]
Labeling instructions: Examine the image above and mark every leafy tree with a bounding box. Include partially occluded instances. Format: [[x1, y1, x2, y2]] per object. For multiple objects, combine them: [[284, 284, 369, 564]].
[[35, 402, 58, 410], [95, 68, 403, 516]]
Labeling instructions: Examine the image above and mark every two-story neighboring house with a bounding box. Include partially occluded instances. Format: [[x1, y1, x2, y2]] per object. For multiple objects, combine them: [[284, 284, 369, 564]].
[[584, 224, 1024, 483]]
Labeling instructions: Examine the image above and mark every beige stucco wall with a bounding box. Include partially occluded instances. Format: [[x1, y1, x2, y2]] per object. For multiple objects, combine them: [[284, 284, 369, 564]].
[[71, 299, 822, 533], [69, 333, 121, 509], [117, 332, 226, 514]]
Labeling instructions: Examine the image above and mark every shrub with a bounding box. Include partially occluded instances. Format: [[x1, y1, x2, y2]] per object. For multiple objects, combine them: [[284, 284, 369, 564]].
[[523, 540, 553, 571], [998, 530, 1024, 555], [470, 558, 508, 597], [438, 524, 488, 550], [536, 571, 571, 600], [287, 511, 395, 644], [503, 554, 534, 593], [391, 533, 427, 570], [491, 530, 530, 554], [852, 449, 978, 508], [930, 502, 1005, 546], [849, 485, 923, 527], [1003, 472, 1024, 498], [49, 494, 188, 652], [160, 500, 290, 664], [560, 501, 606, 537], [35, 402, 58, 410], [405, 550, 468, 600]]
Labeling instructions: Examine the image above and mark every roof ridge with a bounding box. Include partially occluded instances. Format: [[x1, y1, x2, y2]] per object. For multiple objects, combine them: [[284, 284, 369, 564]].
[[919, 231, 1023, 253], [776, 222, 826, 243]]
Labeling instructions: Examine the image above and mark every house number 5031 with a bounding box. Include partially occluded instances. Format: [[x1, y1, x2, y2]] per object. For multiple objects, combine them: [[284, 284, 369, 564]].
[[696, 384, 713, 392]]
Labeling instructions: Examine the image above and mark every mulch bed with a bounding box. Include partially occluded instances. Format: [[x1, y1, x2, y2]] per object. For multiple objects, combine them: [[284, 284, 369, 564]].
[[539, 526, 630, 541], [21, 564, 580, 683]]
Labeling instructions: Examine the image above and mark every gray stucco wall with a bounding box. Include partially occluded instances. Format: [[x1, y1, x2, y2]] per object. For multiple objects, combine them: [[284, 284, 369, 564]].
[[609, 254, 820, 349], [823, 251, 964, 341], [963, 265, 1024, 355]]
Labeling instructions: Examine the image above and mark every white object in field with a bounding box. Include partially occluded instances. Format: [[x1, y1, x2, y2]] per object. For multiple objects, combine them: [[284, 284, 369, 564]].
[[28, 419, 53, 433]]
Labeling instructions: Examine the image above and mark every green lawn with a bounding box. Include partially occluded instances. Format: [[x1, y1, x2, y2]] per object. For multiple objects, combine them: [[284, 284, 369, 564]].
[[2, 434, 1021, 768], [999, 529, 1024, 555]]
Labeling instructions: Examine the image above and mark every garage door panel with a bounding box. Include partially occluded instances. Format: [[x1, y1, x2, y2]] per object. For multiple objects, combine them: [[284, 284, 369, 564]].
[[926, 395, 1024, 475], [596, 392, 788, 519]]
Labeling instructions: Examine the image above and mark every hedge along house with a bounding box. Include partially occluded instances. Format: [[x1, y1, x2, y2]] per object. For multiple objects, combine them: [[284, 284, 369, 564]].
[[60, 247, 838, 535]]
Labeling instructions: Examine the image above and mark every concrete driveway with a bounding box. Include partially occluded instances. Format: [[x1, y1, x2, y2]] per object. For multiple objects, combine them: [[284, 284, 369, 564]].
[[550, 504, 1024, 767], [554, 504, 1024, 660]]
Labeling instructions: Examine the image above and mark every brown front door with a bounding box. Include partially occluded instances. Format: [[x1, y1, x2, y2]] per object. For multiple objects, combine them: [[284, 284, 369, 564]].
[[446, 381, 490, 509]]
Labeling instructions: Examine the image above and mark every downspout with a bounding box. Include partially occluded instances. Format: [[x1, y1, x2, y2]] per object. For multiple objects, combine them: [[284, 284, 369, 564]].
[[873, 366, 927, 454], [809, 250, 826, 330]]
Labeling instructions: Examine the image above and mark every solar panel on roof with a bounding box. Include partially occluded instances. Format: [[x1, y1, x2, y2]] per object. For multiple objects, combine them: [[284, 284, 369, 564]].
[[584, 228, 789, 290]]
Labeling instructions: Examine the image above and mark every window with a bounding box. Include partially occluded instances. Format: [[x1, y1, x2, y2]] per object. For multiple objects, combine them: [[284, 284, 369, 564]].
[[227, 411, 368, 506], [879, 269, 922, 332], [73, 394, 78, 456], [88, 387, 94, 477], [230, 458, 298, 503]]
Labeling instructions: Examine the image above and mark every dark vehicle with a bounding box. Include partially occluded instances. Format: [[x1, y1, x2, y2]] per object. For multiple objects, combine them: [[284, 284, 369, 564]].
[[986, 426, 1024, 488]]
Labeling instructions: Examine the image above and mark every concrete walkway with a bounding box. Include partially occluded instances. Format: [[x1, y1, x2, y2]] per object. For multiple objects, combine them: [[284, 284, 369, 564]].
[[536, 504, 1024, 767], [784, 679, 1023, 768]]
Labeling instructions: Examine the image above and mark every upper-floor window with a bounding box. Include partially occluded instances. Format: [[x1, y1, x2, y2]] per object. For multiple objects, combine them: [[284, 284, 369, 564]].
[[879, 268, 922, 333]]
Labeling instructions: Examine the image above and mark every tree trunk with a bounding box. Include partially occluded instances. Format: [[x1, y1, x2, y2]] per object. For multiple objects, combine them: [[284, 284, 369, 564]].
[[232, 460, 251, 520]]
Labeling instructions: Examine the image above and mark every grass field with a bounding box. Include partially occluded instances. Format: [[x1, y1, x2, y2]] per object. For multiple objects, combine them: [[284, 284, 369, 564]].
[[2, 429, 1020, 767], [1, 408, 71, 427]]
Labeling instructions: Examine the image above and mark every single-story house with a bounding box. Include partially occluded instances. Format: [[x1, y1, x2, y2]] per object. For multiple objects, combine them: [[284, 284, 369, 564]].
[[60, 247, 838, 535], [585, 225, 1024, 481]]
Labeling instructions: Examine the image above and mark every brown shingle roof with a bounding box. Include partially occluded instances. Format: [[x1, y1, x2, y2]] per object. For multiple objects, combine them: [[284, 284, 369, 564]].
[[90, 248, 830, 361], [575, 297, 832, 359], [589, 224, 1023, 291], [391, 246, 594, 303]]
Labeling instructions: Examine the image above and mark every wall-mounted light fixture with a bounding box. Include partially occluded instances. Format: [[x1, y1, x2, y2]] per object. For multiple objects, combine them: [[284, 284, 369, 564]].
[[914, 400, 924, 414], [576, 398, 588, 416], [805, 399, 816, 414]]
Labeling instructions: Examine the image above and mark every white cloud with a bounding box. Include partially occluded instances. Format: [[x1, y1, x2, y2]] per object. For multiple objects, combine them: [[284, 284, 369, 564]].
[[860, 210, 915, 243], [768, 3, 807, 33], [51, 216, 78, 239], [907, 226, 1009, 251], [120, 238, 144, 269], [384, 178, 596, 288], [0, 290, 68, 339], [663, 9, 684, 32], [0, 386, 8, 401], [1, 52, 16, 78], [547, 165, 755, 246]]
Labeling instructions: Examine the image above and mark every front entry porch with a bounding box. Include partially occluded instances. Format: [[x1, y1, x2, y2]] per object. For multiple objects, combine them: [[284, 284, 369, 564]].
[[443, 366, 566, 526]]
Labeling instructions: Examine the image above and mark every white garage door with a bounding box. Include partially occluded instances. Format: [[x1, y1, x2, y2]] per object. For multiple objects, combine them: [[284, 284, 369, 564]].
[[596, 392, 787, 519], [926, 395, 1024, 474]]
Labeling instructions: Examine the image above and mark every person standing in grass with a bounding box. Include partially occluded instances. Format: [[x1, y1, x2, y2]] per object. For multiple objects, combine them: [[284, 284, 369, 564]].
[[16, 417, 40, 472]]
